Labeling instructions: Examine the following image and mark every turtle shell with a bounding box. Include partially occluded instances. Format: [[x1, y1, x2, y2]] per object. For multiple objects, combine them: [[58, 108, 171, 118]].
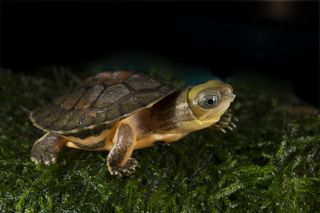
[[30, 71, 177, 135]]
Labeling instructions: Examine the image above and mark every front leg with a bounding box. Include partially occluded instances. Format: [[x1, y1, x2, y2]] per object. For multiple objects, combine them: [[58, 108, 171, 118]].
[[107, 123, 138, 177], [212, 109, 237, 133]]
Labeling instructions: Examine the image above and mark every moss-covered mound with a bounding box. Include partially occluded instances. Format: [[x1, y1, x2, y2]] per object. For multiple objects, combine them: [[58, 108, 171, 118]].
[[0, 69, 319, 212]]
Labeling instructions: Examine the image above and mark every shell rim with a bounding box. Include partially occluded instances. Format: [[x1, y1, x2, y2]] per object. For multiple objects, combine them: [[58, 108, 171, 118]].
[[29, 87, 177, 135]]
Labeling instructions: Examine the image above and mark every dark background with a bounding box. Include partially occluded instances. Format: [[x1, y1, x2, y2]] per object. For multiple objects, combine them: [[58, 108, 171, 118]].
[[0, 1, 319, 106]]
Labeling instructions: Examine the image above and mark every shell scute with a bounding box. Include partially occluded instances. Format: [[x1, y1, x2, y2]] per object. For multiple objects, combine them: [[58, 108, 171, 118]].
[[77, 110, 97, 128], [63, 110, 85, 131], [60, 88, 86, 110], [119, 97, 143, 115], [124, 73, 161, 91], [95, 84, 130, 108], [51, 110, 76, 130], [74, 85, 104, 109]]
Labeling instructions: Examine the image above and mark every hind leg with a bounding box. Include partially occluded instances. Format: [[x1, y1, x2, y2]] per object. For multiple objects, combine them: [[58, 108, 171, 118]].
[[107, 123, 138, 177], [31, 133, 66, 165]]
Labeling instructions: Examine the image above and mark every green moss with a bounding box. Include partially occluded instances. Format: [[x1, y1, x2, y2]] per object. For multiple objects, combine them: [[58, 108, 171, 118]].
[[0, 69, 319, 212]]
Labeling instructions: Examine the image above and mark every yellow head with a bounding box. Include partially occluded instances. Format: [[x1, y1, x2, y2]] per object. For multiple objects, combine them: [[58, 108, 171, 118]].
[[187, 80, 235, 128]]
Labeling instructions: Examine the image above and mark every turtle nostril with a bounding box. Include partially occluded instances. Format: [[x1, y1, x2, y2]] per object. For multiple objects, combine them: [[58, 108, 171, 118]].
[[223, 85, 233, 95]]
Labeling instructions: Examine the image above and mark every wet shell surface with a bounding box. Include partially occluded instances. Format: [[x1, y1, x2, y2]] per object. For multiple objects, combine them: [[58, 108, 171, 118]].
[[30, 71, 177, 135]]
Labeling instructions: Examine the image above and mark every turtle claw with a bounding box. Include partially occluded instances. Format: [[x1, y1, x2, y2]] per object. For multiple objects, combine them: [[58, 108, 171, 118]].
[[108, 158, 139, 177], [32, 152, 57, 165], [110, 170, 121, 177], [220, 128, 227, 133], [233, 117, 239, 122], [31, 157, 39, 164], [227, 126, 234, 131], [230, 122, 237, 128]]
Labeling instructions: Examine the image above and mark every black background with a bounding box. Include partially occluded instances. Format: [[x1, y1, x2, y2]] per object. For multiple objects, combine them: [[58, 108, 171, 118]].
[[0, 1, 319, 106]]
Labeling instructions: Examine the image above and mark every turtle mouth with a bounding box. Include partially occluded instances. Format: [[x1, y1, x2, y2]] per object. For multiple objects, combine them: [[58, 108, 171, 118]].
[[222, 93, 236, 102], [229, 94, 236, 102]]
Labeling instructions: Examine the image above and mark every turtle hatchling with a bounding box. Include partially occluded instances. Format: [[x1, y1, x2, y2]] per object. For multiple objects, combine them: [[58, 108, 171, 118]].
[[30, 71, 236, 176]]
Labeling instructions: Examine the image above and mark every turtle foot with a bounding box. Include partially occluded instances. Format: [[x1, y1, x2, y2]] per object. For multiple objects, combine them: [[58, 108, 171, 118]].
[[214, 109, 238, 133], [31, 133, 64, 165], [108, 158, 139, 177]]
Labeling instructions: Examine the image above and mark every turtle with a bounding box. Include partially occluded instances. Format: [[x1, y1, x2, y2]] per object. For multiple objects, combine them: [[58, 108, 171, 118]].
[[30, 71, 236, 176]]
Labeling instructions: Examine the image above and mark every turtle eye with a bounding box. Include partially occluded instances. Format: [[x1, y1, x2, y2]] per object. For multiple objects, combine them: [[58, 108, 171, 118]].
[[198, 91, 221, 109]]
